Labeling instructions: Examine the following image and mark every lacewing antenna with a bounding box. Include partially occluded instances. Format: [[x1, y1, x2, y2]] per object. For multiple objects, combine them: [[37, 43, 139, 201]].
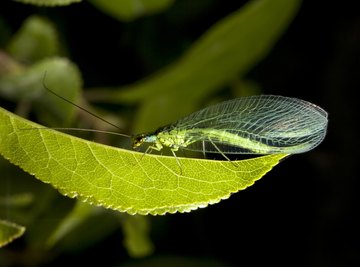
[[42, 72, 125, 132]]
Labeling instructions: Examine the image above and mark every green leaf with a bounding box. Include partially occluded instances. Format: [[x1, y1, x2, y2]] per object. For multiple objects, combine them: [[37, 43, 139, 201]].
[[0, 156, 66, 234], [87, 0, 301, 132], [6, 16, 60, 63], [0, 193, 34, 208], [0, 219, 25, 248], [13, 0, 82, 6], [0, 106, 288, 215], [0, 57, 82, 126], [89, 0, 174, 21], [44, 200, 152, 256], [47, 205, 120, 252], [120, 215, 153, 257], [45, 201, 94, 248]]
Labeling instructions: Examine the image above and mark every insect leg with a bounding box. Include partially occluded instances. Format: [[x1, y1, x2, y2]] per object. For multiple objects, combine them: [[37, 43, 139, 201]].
[[132, 145, 162, 169], [133, 143, 162, 168], [138, 144, 162, 161], [170, 148, 183, 175], [207, 138, 238, 167], [202, 140, 206, 159], [138, 146, 151, 162]]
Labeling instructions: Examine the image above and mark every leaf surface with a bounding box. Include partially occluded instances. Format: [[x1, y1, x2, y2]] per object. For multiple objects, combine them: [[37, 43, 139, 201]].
[[0, 107, 287, 215], [0, 219, 25, 248]]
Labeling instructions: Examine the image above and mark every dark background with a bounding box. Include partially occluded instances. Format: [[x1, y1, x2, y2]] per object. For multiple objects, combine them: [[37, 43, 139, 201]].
[[1, 1, 359, 266]]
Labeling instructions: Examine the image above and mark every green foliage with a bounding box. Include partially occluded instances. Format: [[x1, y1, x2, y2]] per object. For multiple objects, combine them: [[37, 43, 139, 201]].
[[89, 0, 174, 21], [87, 0, 301, 132], [13, 0, 81, 6], [0, 0, 301, 262], [6, 16, 60, 62], [0, 106, 288, 215], [120, 215, 154, 257], [0, 57, 81, 126], [0, 219, 25, 248]]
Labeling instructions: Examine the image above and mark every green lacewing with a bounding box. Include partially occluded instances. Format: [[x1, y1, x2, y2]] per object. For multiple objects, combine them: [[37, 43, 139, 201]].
[[38, 83, 328, 158], [132, 95, 328, 156]]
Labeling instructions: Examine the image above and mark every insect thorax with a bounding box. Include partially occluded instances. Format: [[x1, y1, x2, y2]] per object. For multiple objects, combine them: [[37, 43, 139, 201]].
[[156, 130, 188, 151]]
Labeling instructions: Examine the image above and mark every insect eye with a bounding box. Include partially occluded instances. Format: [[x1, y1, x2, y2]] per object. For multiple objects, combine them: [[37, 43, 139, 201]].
[[132, 136, 143, 148]]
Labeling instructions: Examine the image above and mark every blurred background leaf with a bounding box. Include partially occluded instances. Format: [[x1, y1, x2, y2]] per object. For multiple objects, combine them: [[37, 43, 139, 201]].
[[6, 16, 60, 63], [0, 57, 82, 126], [120, 215, 154, 258], [86, 0, 301, 132], [89, 0, 174, 22], [0, 220, 25, 248], [13, 0, 82, 6], [0, 13, 82, 126]]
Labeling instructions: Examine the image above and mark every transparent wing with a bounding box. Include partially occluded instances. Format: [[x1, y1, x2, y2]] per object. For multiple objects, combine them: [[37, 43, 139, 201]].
[[181, 138, 256, 154], [168, 95, 328, 154]]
